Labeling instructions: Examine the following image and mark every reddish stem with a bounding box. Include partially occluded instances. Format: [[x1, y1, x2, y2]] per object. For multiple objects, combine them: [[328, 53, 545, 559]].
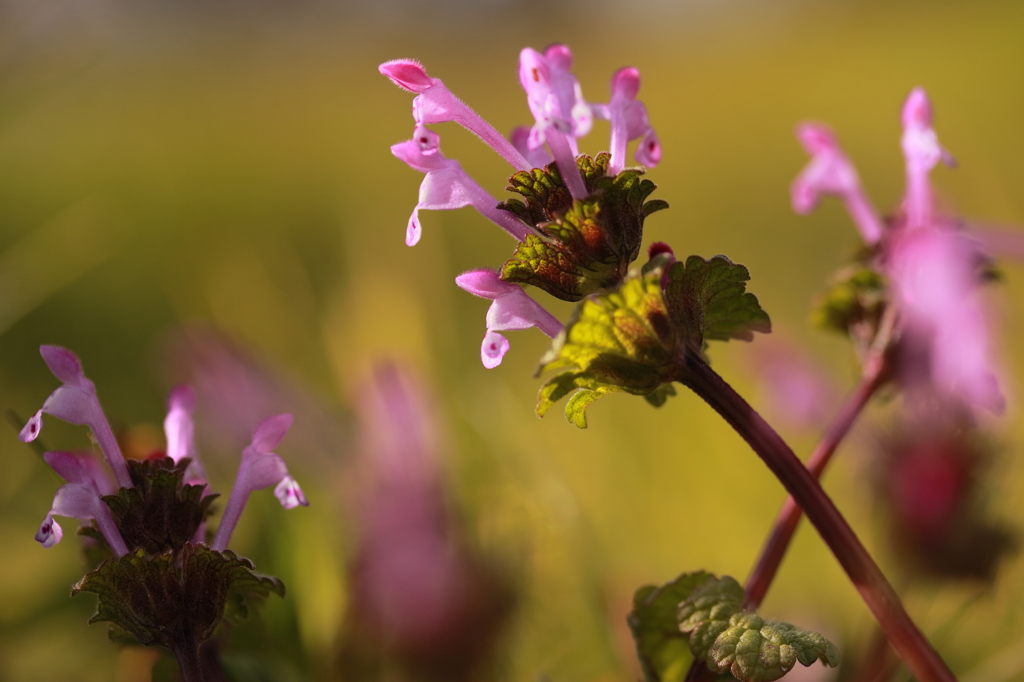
[[678, 353, 955, 682], [743, 363, 886, 609]]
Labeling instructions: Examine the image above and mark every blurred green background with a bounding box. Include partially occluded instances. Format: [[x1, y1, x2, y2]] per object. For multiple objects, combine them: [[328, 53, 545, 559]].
[[2, 0, 1024, 680]]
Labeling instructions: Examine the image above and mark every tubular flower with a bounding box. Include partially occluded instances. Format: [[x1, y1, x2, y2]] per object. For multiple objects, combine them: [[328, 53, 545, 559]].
[[36, 451, 127, 556], [455, 269, 564, 368], [20, 345, 133, 489], [23, 346, 308, 554], [381, 44, 660, 246], [382, 46, 666, 370], [602, 67, 661, 175], [212, 413, 308, 551], [390, 125, 533, 246], [791, 124, 883, 245], [793, 88, 1004, 412]]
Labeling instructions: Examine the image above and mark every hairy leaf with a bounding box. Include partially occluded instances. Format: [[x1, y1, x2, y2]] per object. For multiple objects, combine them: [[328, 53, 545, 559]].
[[677, 575, 839, 682], [499, 154, 667, 301], [536, 270, 677, 427], [664, 255, 771, 353], [628, 571, 713, 682]]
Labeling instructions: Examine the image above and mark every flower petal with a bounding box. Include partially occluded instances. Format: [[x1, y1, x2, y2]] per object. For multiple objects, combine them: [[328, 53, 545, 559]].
[[481, 331, 510, 369], [379, 59, 437, 93], [35, 512, 63, 548], [274, 476, 309, 509], [43, 451, 114, 495], [249, 413, 293, 455], [164, 385, 197, 464]]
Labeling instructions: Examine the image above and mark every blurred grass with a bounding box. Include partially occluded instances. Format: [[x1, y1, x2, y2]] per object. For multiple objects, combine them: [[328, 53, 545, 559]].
[[1, 0, 1024, 680]]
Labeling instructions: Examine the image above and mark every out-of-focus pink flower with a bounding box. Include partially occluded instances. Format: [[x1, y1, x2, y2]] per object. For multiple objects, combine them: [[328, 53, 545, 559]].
[[391, 126, 532, 246], [887, 227, 1004, 411], [455, 269, 564, 368], [791, 124, 883, 244], [877, 406, 1015, 580], [900, 87, 955, 230], [748, 339, 843, 432], [793, 89, 1005, 413], [346, 364, 512, 681]]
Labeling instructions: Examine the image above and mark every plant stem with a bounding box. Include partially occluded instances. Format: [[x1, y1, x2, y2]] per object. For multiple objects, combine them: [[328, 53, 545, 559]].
[[742, 361, 886, 609], [174, 629, 205, 682], [678, 353, 955, 682]]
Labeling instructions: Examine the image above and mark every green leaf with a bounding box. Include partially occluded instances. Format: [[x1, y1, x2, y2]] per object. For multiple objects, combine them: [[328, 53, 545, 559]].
[[677, 575, 839, 682], [498, 153, 668, 302], [812, 263, 887, 353], [664, 255, 771, 353], [628, 571, 713, 682], [536, 270, 677, 428], [102, 457, 218, 555], [72, 544, 284, 649]]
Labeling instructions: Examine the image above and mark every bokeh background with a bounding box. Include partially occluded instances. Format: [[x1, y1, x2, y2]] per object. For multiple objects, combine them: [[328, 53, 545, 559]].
[[2, 0, 1024, 680]]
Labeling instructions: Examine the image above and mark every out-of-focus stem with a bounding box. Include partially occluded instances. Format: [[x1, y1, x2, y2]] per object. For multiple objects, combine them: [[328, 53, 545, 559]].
[[174, 630, 205, 682], [678, 353, 956, 682]]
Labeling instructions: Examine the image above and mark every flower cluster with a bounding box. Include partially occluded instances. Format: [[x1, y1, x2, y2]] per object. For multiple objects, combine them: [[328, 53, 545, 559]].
[[793, 87, 1003, 414], [21, 345, 307, 666], [381, 46, 663, 368]]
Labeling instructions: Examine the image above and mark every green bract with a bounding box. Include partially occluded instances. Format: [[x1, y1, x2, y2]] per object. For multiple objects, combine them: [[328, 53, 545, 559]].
[[72, 544, 284, 648], [631, 573, 839, 682], [102, 457, 218, 555], [498, 153, 668, 302], [537, 255, 770, 428]]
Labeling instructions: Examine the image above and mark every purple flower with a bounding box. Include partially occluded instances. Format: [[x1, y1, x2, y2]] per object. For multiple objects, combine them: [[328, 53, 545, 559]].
[[379, 59, 530, 171], [390, 125, 533, 246], [381, 45, 661, 243], [20, 345, 133, 489], [791, 124, 883, 245], [517, 46, 591, 200], [792, 89, 1004, 412], [211, 413, 308, 552], [455, 269, 564, 368], [35, 450, 128, 556], [603, 67, 661, 175], [346, 363, 512, 678], [23, 345, 308, 554]]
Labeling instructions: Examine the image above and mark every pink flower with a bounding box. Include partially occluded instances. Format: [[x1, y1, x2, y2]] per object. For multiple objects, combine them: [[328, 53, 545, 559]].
[[791, 124, 883, 244], [347, 364, 512, 677], [379, 59, 530, 171], [793, 89, 1004, 412], [887, 227, 1003, 412], [211, 413, 308, 552], [603, 67, 661, 175], [391, 126, 532, 246], [34, 450, 128, 556], [517, 46, 592, 200], [455, 269, 564, 368], [20, 346, 133, 489]]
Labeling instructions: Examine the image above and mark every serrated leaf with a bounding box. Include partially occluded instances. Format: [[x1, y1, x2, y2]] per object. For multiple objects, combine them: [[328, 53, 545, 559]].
[[498, 154, 667, 301], [536, 271, 677, 428], [664, 256, 771, 353], [72, 544, 284, 649], [102, 457, 218, 555], [628, 571, 713, 682], [677, 575, 839, 682]]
